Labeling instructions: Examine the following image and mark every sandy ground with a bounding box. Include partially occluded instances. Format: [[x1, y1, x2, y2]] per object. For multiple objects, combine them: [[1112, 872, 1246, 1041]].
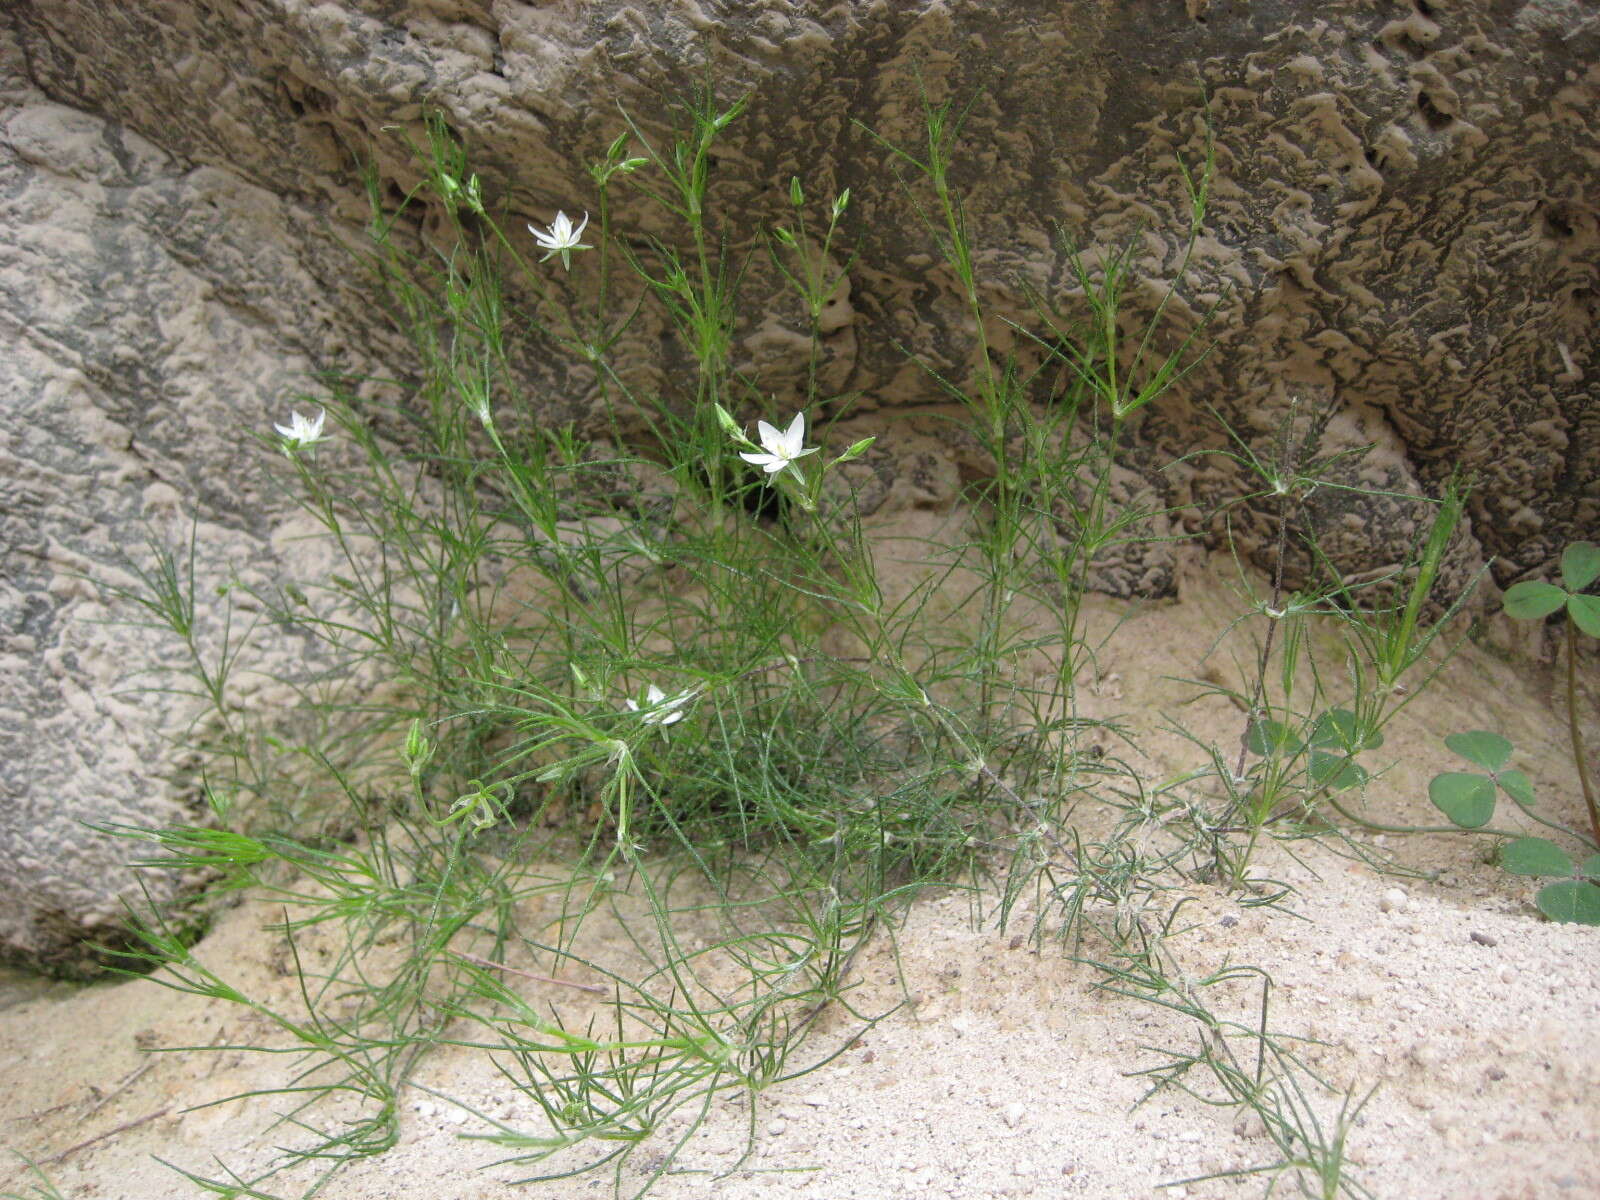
[[3, 561, 1598, 1200]]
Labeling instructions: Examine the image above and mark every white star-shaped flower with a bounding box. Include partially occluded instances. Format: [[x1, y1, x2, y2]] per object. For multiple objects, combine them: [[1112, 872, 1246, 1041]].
[[274, 407, 327, 449], [625, 684, 693, 727], [739, 413, 817, 480], [528, 210, 591, 270]]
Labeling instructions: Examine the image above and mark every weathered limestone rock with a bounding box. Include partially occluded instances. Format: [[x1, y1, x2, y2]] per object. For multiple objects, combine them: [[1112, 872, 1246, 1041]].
[[2, 0, 1595, 966], [0, 28, 407, 971]]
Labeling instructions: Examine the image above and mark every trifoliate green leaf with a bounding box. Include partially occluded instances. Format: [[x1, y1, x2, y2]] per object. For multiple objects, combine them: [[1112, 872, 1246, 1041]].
[[1502, 580, 1567, 620], [1497, 769, 1535, 807], [1560, 541, 1600, 591], [1535, 880, 1600, 925], [1429, 772, 1496, 828], [1310, 708, 1383, 752], [1444, 730, 1513, 771], [1499, 837, 1571, 877], [1568, 593, 1600, 639], [1246, 719, 1303, 757], [1310, 751, 1367, 791]]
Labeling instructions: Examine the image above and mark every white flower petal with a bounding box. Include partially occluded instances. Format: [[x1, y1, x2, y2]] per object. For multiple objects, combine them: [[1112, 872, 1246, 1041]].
[[625, 682, 696, 726], [531, 211, 591, 253], [781, 412, 806, 453], [275, 408, 327, 447]]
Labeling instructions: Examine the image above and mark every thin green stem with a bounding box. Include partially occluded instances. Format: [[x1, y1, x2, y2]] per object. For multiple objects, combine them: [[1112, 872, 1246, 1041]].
[[1566, 620, 1600, 848]]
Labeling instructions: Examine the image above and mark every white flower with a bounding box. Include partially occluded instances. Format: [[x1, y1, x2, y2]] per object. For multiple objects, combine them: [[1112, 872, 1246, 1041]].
[[274, 407, 327, 448], [625, 683, 693, 727], [739, 412, 817, 479], [528, 210, 591, 270]]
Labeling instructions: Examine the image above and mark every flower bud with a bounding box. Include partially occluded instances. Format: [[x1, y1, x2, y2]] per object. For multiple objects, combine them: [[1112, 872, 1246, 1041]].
[[713, 403, 744, 440], [403, 718, 435, 777], [830, 436, 875, 467]]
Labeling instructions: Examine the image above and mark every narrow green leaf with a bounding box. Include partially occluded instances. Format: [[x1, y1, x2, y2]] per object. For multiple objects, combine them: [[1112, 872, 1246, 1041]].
[[1568, 594, 1600, 639], [1497, 769, 1535, 807], [1499, 837, 1571, 877], [1428, 772, 1496, 828], [1502, 580, 1567, 621], [1444, 730, 1513, 771], [1560, 541, 1600, 591], [1535, 880, 1600, 925]]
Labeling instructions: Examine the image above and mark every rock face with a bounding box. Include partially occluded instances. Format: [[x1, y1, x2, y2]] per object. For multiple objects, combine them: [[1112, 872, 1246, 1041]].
[[2, 0, 1595, 968]]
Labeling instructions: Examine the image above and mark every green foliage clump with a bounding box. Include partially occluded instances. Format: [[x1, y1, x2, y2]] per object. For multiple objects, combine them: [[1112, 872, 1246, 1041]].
[[1424, 541, 1600, 925], [70, 85, 1555, 1200]]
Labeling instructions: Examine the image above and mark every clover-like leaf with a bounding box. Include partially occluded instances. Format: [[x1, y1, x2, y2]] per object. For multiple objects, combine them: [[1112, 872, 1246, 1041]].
[[1580, 855, 1600, 882], [1429, 771, 1496, 828], [1247, 719, 1303, 757], [1499, 837, 1571, 877], [1561, 541, 1600, 592], [1444, 730, 1513, 772], [1502, 580, 1567, 621], [1497, 769, 1535, 808], [1310, 751, 1367, 792], [1535, 879, 1600, 925], [1569, 593, 1600, 639], [1310, 708, 1383, 753]]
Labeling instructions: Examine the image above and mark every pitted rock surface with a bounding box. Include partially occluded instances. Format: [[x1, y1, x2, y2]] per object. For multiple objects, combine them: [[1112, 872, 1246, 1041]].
[[2, 0, 1596, 965]]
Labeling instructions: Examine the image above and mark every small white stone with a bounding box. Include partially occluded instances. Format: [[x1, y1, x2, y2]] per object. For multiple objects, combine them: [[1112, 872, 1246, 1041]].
[[1411, 1042, 1443, 1069], [1003, 1101, 1026, 1128], [1498, 964, 1516, 984], [412, 1100, 436, 1117], [1379, 887, 1409, 913], [443, 1107, 468, 1125], [768, 1119, 788, 1135], [801, 1091, 829, 1107]]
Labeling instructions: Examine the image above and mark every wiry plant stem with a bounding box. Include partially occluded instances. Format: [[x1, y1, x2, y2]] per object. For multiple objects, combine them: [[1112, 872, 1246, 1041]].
[[1566, 620, 1600, 848], [1233, 403, 1299, 786]]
